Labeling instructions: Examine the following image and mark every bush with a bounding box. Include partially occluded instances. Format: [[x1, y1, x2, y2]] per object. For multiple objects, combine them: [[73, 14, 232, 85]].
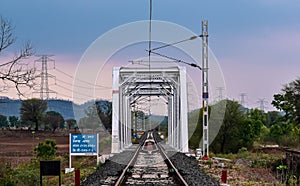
[[13, 160, 39, 186], [34, 139, 57, 160]]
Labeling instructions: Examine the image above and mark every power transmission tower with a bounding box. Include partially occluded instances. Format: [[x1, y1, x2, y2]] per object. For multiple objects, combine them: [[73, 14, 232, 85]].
[[257, 98, 268, 111], [216, 87, 224, 101], [34, 55, 56, 100], [240, 93, 247, 106]]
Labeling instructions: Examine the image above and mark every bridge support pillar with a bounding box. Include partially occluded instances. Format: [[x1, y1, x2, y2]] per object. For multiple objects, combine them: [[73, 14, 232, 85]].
[[112, 67, 120, 153], [179, 67, 189, 153]]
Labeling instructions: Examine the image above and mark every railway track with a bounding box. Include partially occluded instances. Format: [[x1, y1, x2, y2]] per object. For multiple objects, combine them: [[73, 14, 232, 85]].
[[82, 131, 220, 186], [115, 132, 188, 186]]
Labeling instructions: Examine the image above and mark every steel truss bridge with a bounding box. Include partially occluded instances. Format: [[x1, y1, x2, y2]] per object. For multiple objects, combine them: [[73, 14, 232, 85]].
[[111, 66, 189, 153]]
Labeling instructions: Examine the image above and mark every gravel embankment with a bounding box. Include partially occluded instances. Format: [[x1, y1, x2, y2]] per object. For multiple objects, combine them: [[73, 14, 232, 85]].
[[168, 152, 220, 186], [82, 134, 147, 186], [82, 151, 135, 186]]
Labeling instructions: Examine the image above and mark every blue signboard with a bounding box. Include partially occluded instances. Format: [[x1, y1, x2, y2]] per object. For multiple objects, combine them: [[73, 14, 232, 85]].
[[70, 134, 98, 155]]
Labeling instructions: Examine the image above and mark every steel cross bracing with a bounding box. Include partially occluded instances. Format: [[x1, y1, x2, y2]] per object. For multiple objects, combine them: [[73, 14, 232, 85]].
[[111, 66, 188, 153]]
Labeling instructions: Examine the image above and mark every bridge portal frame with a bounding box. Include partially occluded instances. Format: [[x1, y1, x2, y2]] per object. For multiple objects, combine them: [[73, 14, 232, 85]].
[[111, 66, 188, 153]]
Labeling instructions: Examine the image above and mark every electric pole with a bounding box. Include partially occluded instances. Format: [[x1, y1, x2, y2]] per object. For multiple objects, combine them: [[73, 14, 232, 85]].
[[202, 20, 209, 160]]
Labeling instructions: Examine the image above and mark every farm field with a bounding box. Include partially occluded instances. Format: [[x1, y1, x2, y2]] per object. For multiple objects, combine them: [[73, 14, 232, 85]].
[[0, 130, 70, 167]]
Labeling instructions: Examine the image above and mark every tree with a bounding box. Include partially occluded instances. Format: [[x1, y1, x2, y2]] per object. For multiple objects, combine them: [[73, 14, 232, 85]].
[[20, 98, 47, 131], [269, 124, 284, 139], [0, 114, 8, 128], [65, 118, 77, 130], [188, 107, 204, 149], [265, 111, 282, 127], [272, 78, 300, 125], [0, 16, 35, 95], [95, 100, 112, 132], [8, 115, 20, 127], [248, 108, 266, 124], [241, 117, 263, 148], [44, 111, 64, 133], [211, 100, 245, 153], [79, 104, 101, 132]]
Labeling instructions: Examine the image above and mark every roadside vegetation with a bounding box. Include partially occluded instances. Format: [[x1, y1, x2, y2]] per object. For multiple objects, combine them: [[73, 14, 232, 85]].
[[188, 78, 300, 185], [189, 78, 300, 152]]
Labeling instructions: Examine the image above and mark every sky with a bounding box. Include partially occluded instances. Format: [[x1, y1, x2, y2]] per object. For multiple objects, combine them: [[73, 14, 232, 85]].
[[0, 0, 300, 111]]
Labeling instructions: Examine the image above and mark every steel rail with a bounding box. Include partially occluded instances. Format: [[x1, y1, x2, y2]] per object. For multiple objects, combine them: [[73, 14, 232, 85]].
[[155, 139, 189, 186], [114, 138, 145, 186], [114, 132, 189, 186]]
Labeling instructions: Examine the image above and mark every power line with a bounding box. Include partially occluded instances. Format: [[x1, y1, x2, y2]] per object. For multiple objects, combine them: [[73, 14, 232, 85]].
[[55, 91, 92, 101], [55, 84, 94, 99], [56, 79, 110, 90], [54, 68, 110, 89]]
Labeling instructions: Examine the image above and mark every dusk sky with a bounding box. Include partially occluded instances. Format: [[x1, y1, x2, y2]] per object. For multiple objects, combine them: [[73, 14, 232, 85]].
[[0, 0, 300, 111]]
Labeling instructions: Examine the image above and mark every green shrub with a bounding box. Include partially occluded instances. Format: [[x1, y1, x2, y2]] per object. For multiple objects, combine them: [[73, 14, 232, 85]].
[[34, 139, 57, 160], [13, 160, 40, 186]]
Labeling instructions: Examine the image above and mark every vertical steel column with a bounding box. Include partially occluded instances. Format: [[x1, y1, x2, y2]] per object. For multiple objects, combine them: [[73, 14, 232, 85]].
[[179, 67, 189, 153], [171, 95, 175, 148], [167, 97, 172, 145], [202, 20, 209, 158], [120, 91, 124, 151], [124, 97, 128, 147], [143, 114, 146, 131], [175, 88, 180, 150], [111, 67, 120, 153], [127, 97, 132, 146]]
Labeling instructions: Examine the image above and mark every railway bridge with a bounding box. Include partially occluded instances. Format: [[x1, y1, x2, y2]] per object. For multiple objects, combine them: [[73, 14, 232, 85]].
[[111, 66, 189, 153]]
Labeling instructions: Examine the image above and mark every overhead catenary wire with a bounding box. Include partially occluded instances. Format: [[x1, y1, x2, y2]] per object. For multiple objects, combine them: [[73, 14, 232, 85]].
[[148, 50, 202, 70], [150, 35, 201, 51]]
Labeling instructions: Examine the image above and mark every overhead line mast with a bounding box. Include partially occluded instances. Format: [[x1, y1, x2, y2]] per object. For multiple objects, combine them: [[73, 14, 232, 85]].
[[202, 20, 209, 160], [148, 0, 153, 129]]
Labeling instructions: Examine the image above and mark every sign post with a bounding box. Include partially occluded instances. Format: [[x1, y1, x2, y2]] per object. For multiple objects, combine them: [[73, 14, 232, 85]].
[[40, 160, 61, 186], [66, 133, 99, 173]]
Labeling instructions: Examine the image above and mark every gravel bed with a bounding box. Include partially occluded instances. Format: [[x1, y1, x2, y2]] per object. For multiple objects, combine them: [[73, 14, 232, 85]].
[[168, 152, 220, 186], [82, 134, 148, 186], [82, 151, 135, 186]]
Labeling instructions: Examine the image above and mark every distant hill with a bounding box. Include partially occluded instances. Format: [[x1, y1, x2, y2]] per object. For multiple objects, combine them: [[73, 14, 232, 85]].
[[0, 97, 98, 120], [0, 97, 21, 117]]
